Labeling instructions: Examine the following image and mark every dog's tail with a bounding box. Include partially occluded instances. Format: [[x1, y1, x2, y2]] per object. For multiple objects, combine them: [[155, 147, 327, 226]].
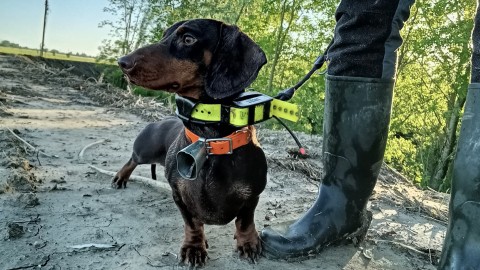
[[151, 164, 157, 180]]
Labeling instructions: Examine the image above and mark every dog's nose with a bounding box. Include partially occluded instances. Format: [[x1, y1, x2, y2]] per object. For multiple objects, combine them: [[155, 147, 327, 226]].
[[118, 56, 134, 70]]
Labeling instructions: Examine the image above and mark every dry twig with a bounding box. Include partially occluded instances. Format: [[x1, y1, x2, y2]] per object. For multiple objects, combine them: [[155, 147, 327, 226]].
[[78, 139, 107, 161], [88, 165, 171, 191], [5, 128, 58, 158], [375, 239, 429, 256]]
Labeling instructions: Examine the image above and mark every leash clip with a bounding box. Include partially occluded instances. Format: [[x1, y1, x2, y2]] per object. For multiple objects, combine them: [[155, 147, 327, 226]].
[[205, 137, 233, 155]]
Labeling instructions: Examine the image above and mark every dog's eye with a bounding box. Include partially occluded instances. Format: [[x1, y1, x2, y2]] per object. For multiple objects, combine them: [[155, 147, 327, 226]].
[[183, 35, 197, 45]]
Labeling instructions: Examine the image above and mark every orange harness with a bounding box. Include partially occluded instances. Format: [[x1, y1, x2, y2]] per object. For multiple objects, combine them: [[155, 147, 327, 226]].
[[184, 127, 252, 155]]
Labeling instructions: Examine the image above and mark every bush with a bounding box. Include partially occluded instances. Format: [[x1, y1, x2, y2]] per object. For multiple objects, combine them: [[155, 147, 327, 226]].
[[385, 136, 422, 183], [101, 65, 127, 89]]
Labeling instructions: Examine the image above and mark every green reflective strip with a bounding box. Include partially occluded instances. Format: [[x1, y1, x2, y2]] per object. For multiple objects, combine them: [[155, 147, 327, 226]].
[[254, 105, 265, 122], [270, 99, 299, 122], [230, 107, 249, 126], [189, 99, 299, 125], [190, 103, 221, 121]]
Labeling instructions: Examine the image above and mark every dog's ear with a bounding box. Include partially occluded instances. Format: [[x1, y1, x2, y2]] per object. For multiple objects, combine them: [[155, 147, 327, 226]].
[[205, 24, 267, 99]]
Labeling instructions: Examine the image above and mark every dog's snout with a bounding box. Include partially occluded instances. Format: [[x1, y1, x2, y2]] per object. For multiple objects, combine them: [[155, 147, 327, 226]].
[[118, 56, 135, 70]]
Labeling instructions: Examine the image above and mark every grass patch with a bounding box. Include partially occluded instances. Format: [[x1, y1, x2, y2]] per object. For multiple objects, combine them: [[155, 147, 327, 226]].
[[0, 46, 99, 63]]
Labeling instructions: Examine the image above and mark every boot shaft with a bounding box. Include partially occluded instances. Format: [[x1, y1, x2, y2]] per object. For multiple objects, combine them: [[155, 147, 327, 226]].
[[323, 75, 394, 196], [449, 84, 480, 209], [439, 84, 480, 269]]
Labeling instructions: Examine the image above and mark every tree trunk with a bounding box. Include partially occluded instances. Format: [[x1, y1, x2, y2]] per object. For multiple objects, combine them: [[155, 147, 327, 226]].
[[122, 2, 133, 55], [429, 40, 470, 190], [267, 0, 296, 92], [233, 0, 248, 25], [429, 95, 466, 190], [134, 1, 151, 50]]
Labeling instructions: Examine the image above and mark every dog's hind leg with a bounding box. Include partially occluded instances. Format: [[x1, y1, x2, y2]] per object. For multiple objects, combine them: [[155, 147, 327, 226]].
[[112, 157, 137, 188]]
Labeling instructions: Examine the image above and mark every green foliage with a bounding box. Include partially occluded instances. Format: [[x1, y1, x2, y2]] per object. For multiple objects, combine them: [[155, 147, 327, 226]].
[[99, 0, 477, 191], [97, 0, 153, 62], [0, 40, 25, 48], [384, 136, 422, 182], [387, 0, 475, 191], [101, 65, 128, 89]]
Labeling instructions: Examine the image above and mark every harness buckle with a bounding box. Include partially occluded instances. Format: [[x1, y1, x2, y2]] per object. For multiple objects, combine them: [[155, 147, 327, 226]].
[[205, 138, 233, 155]]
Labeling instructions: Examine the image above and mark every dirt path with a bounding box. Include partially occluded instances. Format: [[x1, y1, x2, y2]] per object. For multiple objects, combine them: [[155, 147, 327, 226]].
[[0, 54, 447, 270]]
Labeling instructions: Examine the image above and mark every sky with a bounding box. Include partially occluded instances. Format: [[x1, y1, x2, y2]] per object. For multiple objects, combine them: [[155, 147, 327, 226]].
[[0, 0, 116, 56]]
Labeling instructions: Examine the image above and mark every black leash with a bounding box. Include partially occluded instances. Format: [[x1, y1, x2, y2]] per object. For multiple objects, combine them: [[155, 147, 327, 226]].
[[275, 39, 333, 101], [273, 40, 333, 156]]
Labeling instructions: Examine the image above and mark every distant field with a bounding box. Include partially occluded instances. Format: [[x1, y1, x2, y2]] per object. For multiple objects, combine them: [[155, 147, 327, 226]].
[[0, 46, 97, 63]]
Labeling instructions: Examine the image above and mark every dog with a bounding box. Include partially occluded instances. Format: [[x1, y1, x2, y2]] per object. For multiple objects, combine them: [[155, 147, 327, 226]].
[[112, 116, 181, 183], [114, 19, 268, 266]]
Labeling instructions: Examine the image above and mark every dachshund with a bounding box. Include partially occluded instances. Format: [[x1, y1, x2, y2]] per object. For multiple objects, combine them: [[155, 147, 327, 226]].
[[115, 19, 268, 267]]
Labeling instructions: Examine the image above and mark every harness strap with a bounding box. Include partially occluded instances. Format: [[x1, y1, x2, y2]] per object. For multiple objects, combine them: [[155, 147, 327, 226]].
[[184, 127, 252, 155]]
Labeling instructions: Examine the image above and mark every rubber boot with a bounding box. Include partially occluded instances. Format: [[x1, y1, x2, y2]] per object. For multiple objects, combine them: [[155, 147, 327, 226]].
[[438, 2, 480, 268], [260, 76, 393, 258], [260, 0, 414, 259], [437, 84, 480, 269]]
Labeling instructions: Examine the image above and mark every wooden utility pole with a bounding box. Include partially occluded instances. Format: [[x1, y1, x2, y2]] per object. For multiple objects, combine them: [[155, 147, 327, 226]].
[[40, 0, 49, 57]]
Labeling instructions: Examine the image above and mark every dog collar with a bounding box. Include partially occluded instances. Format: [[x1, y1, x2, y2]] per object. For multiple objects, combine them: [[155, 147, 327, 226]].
[[184, 127, 252, 155], [175, 91, 299, 127]]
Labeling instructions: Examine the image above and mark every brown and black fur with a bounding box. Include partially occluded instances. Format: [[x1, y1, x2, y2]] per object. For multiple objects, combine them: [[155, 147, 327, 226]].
[[114, 19, 268, 267]]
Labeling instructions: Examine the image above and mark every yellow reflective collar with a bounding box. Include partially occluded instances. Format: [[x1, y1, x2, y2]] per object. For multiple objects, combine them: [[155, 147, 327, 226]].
[[188, 98, 299, 127]]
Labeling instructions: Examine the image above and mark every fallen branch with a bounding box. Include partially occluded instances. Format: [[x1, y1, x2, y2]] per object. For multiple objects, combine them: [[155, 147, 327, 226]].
[[84, 77, 98, 84], [267, 156, 322, 181], [69, 243, 118, 250], [88, 165, 171, 191], [55, 66, 75, 76], [420, 214, 448, 226], [36, 63, 57, 74], [373, 239, 440, 261], [5, 128, 58, 158], [375, 239, 429, 256], [79, 139, 107, 161]]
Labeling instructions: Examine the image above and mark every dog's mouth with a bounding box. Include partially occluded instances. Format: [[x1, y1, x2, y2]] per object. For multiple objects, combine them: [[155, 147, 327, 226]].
[[124, 75, 180, 92], [121, 69, 200, 99], [157, 83, 181, 92]]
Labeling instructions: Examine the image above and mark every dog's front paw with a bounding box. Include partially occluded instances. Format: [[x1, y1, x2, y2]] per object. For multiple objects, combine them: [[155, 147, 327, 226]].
[[180, 244, 208, 267], [235, 230, 262, 263]]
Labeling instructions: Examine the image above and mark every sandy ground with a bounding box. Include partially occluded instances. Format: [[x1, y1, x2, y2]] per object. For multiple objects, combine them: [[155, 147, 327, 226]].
[[0, 54, 449, 270]]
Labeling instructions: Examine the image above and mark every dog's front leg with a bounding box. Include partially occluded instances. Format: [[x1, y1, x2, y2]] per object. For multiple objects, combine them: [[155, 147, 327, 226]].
[[234, 197, 261, 262], [173, 193, 208, 267], [181, 220, 208, 266]]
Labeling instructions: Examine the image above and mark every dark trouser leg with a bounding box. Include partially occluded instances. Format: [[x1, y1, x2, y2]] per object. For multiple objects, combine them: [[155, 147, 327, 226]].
[[438, 2, 480, 269], [328, 0, 413, 79], [260, 0, 414, 259]]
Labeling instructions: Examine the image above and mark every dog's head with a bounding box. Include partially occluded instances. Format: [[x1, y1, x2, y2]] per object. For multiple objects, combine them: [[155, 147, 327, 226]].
[[118, 19, 267, 100]]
